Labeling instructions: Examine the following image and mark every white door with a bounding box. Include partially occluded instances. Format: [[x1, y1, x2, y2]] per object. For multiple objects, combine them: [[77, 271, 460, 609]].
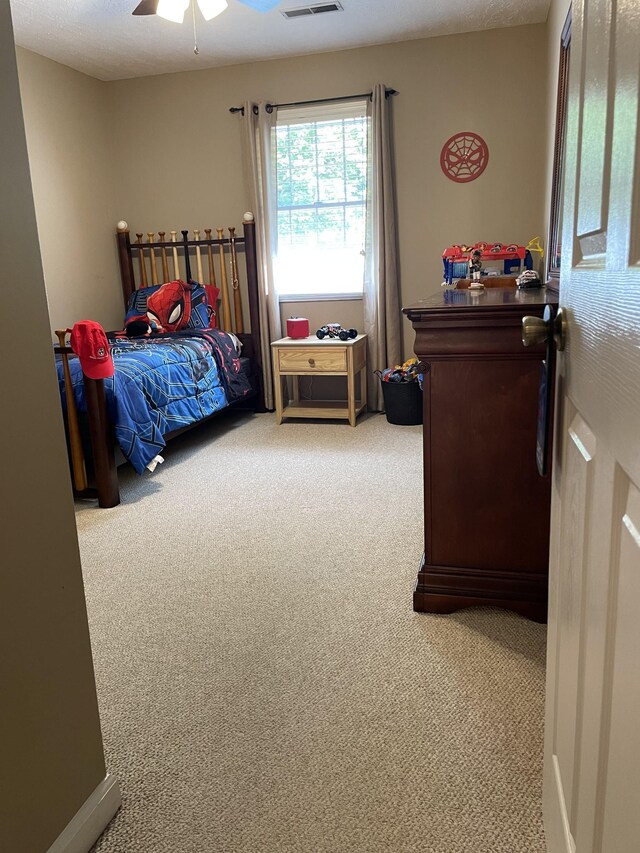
[[543, 1, 640, 851]]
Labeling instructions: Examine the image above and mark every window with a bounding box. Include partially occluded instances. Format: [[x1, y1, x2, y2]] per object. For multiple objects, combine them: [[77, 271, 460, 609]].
[[275, 100, 368, 300]]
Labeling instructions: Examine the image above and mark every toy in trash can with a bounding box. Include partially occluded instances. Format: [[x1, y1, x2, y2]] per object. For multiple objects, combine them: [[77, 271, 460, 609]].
[[376, 357, 423, 425], [376, 357, 422, 384], [316, 323, 358, 341]]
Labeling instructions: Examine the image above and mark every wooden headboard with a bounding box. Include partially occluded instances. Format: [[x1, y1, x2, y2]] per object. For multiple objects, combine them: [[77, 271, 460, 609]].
[[114, 215, 263, 394]]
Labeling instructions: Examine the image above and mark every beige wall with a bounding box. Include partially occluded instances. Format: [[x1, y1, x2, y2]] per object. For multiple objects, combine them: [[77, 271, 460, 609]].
[[543, 0, 572, 281], [107, 23, 548, 359], [17, 22, 548, 363], [16, 47, 123, 333], [0, 3, 108, 851]]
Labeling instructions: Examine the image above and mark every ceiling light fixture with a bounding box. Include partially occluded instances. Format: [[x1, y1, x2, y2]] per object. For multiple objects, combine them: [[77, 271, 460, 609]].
[[156, 0, 189, 23], [156, 0, 228, 24], [197, 0, 229, 20], [154, 0, 229, 54], [133, 0, 278, 56]]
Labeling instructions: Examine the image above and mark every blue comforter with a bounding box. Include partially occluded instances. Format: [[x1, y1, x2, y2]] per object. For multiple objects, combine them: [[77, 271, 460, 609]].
[[56, 329, 251, 474]]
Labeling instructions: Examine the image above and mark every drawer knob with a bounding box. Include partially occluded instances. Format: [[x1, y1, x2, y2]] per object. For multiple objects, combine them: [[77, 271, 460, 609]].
[[308, 358, 315, 366]]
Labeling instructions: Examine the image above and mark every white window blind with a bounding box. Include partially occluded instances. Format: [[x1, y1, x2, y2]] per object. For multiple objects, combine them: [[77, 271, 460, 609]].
[[275, 99, 368, 299]]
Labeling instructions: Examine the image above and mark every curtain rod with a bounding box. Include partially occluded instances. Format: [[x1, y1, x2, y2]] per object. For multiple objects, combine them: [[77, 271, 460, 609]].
[[229, 88, 397, 116]]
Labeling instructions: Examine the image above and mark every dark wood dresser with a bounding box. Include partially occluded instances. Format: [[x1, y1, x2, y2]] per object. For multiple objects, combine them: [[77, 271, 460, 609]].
[[403, 288, 558, 623]]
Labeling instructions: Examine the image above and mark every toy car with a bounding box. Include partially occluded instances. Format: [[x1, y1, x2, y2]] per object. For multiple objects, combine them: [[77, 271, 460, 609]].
[[316, 324, 358, 341]]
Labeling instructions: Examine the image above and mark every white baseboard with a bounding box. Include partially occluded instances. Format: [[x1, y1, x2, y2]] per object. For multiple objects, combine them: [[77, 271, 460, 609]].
[[47, 773, 121, 853]]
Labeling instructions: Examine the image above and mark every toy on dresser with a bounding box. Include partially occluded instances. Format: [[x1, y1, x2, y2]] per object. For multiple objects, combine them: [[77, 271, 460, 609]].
[[467, 249, 484, 290], [442, 241, 533, 286], [468, 249, 482, 279]]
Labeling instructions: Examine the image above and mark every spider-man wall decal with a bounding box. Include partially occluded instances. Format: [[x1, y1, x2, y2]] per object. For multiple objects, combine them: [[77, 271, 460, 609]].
[[440, 132, 489, 183]]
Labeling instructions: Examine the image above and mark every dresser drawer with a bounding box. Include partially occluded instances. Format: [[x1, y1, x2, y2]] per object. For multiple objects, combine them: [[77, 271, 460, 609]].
[[278, 346, 347, 373]]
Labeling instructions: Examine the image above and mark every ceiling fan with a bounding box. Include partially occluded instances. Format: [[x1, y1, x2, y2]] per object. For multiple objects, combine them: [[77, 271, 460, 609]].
[[132, 0, 281, 22]]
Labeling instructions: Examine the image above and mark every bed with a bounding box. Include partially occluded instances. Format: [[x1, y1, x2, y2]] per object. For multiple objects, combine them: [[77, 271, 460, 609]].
[[55, 216, 265, 508]]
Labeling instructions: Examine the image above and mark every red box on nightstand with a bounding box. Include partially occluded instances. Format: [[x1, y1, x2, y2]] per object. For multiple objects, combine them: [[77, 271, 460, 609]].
[[286, 317, 310, 338]]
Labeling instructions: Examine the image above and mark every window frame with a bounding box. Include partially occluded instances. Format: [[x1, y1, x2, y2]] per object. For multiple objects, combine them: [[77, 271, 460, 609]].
[[274, 99, 369, 302]]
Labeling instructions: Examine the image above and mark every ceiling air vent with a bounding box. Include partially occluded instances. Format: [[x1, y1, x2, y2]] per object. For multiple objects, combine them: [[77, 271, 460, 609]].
[[282, 2, 343, 19]]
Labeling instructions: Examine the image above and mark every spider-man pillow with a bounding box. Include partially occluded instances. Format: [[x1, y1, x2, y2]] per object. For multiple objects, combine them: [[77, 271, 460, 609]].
[[125, 280, 213, 332]]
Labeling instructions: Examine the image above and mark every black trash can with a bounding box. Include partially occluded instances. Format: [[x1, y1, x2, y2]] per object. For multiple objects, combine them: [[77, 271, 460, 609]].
[[380, 379, 423, 425]]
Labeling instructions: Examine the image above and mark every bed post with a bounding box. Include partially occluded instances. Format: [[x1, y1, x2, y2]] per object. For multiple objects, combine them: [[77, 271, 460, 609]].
[[182, 230, 192, 282], [116, 223, 135, 308], [242, 217, 266, 413], [84, 377, 120, 508]]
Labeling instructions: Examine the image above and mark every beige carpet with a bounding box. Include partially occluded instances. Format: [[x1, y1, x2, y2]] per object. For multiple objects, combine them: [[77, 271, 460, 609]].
[[78, 411, 547, 853]]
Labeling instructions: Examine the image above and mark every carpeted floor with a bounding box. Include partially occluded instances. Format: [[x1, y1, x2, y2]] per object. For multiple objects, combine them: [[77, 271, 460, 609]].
[[79, 411, 547, 853]]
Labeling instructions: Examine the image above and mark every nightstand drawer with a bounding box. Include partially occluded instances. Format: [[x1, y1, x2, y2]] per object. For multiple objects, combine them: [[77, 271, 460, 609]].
[[278, 347, 347, 373]]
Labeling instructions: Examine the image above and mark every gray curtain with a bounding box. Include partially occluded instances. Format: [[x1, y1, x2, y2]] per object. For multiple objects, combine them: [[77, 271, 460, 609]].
[[364, 84, 402, 411], [239, 102, 281, 411]]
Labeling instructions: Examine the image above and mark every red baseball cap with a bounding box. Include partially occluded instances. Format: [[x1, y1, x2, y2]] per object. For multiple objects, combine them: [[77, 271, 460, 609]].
[[69, 320, 115, 380]]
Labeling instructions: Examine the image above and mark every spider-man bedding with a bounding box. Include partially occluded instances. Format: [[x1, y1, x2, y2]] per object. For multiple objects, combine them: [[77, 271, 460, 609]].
[[56, 329, 252, 474]]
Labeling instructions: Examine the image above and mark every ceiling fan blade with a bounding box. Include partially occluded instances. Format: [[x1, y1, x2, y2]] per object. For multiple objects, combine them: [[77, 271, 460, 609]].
[[236, 0, 281, 11], [132, 0, 160, 15]]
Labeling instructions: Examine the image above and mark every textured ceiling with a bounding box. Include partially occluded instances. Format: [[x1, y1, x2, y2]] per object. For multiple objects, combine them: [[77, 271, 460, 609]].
[[10, 0, 551, 82]]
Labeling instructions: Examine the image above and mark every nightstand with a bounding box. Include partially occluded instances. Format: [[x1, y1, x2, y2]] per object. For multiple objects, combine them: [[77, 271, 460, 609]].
[[271, 334, 367, 426]]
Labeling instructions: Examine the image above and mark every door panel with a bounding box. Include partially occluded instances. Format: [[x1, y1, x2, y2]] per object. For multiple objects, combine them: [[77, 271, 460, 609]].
[[599, 477, 640, 853], [544, 0, 640, 851], [608, 0, 640, 268], [553, 411, 595, 824], [576, 0, 614, 259]]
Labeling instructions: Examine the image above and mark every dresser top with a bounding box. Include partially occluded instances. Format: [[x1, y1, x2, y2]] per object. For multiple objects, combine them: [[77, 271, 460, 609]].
[[403, 287, 558, 317]]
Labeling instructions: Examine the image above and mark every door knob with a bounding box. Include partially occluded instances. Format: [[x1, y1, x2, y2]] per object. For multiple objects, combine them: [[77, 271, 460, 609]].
[[522, 305, 566, 351], [522, 315, 548, 347]]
